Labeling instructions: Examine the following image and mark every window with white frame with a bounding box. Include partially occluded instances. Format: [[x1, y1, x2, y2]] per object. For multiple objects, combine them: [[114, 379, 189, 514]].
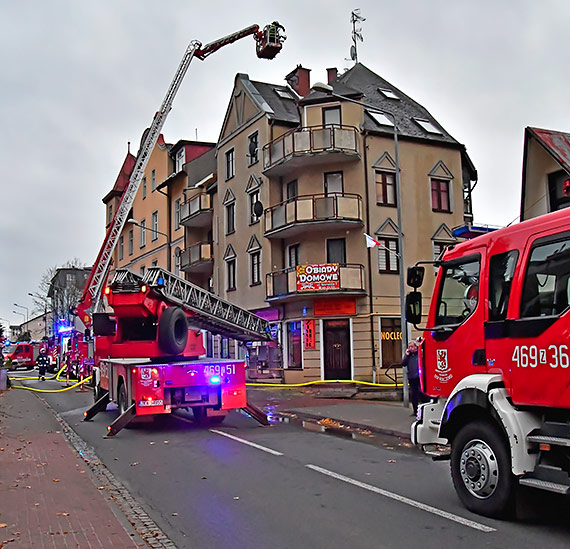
[[128, 229, 133, 255], [151, 211, 158, 241], [224, 245, 236, 291], [226, 203, 235, 234], [174, 247, 181, 276], [118, 236, 124, 260], [288, 244, 300, 268], [247, 236, 262, 286], [175, 148, 185, 172], [376, 236, 399, 273], [140, 218, 146, 248], [151, 169, 156, 191], [225, 148, 235, 180], [142, 177, 147, 199], [249, 189, 260, 224], [174, 198, 181, 230]]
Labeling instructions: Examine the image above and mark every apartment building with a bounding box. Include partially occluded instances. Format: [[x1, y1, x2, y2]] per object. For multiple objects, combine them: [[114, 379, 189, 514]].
[[520, 127, 570, 221], [102, 62, 477, 384]]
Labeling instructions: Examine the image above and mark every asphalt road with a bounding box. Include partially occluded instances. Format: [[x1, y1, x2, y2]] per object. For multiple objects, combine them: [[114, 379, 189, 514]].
[[13, 373, 570, 549]]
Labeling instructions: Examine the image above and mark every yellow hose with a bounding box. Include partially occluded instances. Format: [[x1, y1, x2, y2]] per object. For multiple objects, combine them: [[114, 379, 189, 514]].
[[246, 379, 398, 388], [11, 375, 92, 393]]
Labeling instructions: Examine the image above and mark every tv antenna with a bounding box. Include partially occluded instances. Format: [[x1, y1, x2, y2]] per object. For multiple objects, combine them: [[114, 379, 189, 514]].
[[350, 9, 365, 63]]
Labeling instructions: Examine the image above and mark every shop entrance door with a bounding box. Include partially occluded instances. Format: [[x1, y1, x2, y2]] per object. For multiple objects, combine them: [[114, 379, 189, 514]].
[[323, 319, 351, 380]]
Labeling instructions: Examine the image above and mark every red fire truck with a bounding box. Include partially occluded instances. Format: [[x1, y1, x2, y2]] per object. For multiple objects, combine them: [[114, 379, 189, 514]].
[[407, 207, 570, 518], [2, 342, 45, 370], [85, 268, 272, 435]]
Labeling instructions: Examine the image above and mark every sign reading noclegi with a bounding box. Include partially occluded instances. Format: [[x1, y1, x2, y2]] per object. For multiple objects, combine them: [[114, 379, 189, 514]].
[[296, 264, 340, 292]]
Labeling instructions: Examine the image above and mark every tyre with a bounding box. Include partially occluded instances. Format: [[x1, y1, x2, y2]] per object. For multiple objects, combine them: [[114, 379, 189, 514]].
[[451, 420, 515, 518], [192, 406, 207, 423], [118, 383, 129, 415], [158, 307, 188, 355]]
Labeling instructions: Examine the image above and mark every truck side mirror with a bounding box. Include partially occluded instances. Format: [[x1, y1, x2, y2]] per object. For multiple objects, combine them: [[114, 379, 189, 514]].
[[405, 291, 422, 325], [407, 266, 425, 289]]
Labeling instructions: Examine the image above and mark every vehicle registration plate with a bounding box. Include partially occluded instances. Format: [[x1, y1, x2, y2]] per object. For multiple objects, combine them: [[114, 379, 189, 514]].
[[138, 399, 164, 407]]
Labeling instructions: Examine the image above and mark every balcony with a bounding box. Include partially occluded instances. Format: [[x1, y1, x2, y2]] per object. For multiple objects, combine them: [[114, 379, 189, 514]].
[[180, 242, 213, 274], [264, 192, 363, 238], [180, 193, 212, 228], [262, 125, 360, 176], [266, 263, 366, 302]]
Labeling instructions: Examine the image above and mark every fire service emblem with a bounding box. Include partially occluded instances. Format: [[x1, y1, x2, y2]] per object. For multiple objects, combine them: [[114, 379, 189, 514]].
[[435, 349, 452, 383]]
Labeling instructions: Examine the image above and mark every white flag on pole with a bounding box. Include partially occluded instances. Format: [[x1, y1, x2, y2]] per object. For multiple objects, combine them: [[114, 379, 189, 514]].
[[364, 233, 382, 248]]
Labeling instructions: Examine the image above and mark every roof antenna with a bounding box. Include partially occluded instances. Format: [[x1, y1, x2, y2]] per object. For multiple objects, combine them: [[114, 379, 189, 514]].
[[127, 141, 131, 154], [195, 128, 198, 140], [350, 9, 365, 64]]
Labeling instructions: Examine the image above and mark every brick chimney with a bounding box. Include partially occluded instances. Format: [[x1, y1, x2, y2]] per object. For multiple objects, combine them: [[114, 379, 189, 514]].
[[285, 65, 311, 97], [327, 67, 338, 84]]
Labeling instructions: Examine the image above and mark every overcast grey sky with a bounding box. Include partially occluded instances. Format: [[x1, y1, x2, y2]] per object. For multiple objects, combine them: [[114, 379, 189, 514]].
[[1, 0, 569, 331]]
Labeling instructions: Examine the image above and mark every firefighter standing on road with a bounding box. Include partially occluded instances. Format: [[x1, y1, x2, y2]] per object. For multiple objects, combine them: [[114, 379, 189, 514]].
[[37, 348, 49, 381]]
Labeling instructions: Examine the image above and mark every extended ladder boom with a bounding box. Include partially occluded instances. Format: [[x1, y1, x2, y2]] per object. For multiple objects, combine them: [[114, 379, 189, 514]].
[[111, 267, 274, 343], [77, 22, 286, 329]]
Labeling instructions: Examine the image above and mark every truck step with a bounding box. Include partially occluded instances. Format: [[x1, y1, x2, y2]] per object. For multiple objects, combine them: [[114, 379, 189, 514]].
[[423, 444, 451, 460], [527, 434, 570, 447], [519, 478, 570, 495]]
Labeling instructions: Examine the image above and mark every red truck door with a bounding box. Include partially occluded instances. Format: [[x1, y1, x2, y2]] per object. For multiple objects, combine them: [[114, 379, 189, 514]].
[[500, 229, 570, 408], [423, 250, 486, 398]]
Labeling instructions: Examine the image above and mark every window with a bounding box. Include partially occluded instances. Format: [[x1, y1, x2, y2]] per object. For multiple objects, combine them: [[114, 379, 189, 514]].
[[376, 237, 399, 273], [431, 178, 451, 213], [327, 238, 346, 264], [324, 172, 343, 195], [288, 244, 300, 268], [250, 250, 261, 285], [128, 229, 133, 255], [249, 189, 260, 224], [488, 251, 518, 321], [140, 265, 145, 276], [435, 256, 480, 326], [176, 148, 185, 172], [274, 88, 295, 100], [140, 218, 146, 248], [520, 237, 570, 318], [225, 148, 235, 180], [108, 204, 113, 225], [118, 236, 124, 261], [368, 111, 394, 127], [226, 203, 235, 234], [323, 106, 341, 127], [286, 321, 302, 369], [151, 169, 156, 191], [174, 247, 181, 277], [142, 177, 147, 199], [378, 88, 400, 100], [151, 259, 158, 267], [248, 133, 258, 165], [375, 170, 396, 206], [151, 211, 158, 241], [433, 241, 447, 262], [414, 118, 443, 134], [174, 198, 181, 230], [226, 259, 236, 291], [286, 180, 298, 201]]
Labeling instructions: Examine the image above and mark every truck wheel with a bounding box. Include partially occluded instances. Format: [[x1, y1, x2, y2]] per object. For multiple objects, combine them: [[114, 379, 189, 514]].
[[158, 307, 188, 355], [118, 383, 129, 415], [451, 420, 515, 518], [192, 406, 206, 423]]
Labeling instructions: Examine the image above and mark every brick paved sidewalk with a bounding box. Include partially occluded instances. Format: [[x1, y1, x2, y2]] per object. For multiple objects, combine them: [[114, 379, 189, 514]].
[[0, 387, 140, 548]]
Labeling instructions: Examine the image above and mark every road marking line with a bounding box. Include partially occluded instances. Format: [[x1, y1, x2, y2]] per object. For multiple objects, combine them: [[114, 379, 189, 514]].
[[305, 464, 496, 533], [210, 429, 283, 456]]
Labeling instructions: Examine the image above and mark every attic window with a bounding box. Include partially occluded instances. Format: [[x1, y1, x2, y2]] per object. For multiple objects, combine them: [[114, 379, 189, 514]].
[[414, 119, 443, 135], [274, 88, 295, 100], [378, 88, 400, 100], [367, 110, 394, 127]]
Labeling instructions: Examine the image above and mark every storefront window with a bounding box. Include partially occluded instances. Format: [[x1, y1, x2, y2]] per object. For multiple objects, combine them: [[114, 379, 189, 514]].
[[380, 318, 402, 368], [286, 321, 302, 369]]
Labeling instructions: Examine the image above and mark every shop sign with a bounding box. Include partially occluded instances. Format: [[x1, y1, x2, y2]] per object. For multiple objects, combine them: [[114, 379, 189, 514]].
[[314, 298, 356, 316], [381, 331, 402, 340], [303, 320, 315, 350], [296, 264, 340, 292]]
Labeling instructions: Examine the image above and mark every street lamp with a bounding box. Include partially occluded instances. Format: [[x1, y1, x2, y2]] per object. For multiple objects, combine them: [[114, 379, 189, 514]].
[[28, 292, 49, 337], [311, 82, 409, 406], [127, 218, 171, 271], [14, 303, 29, 326]]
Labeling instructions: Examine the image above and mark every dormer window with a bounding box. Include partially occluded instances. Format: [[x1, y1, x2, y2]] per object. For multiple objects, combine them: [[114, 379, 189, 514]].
[[414, 119, 443, 135], [368, 110, 394, 127], [274, 88, 295, 100], [378, 88, 400, 100], [176, 148, 185, 172]]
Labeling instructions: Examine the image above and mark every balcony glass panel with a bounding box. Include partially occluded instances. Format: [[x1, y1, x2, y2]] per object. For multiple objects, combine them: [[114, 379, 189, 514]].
[[312, 127, 332, 150], [334, 127, 356, 150]]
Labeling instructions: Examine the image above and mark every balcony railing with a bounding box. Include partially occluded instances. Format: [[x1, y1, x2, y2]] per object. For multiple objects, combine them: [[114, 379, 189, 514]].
[[266, 263, 366, 301], [180, 242, 213, 273], [264, 192, 363, 238], [180, 193, 212, 228], [262, 124, 359, 175]]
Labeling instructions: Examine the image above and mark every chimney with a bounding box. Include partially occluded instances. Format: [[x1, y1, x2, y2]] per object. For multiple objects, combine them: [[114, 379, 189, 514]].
[[285, 65, 311, 97], [327, 68, 338, 84]]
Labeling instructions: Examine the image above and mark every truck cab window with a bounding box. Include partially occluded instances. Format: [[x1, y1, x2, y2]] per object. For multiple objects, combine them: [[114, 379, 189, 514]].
[[488, 250, 518, 321], [520, 237, 570, 318], [435, 257, 480, 326]]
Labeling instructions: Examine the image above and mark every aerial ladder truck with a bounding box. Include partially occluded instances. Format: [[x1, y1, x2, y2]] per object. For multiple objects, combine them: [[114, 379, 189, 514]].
[[77, 23, 286, 435]]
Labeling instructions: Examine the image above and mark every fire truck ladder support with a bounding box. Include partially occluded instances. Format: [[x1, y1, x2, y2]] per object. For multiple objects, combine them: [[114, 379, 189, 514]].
[[84, 391, 110, 422], [140, 267, 273, 342], [106, 403, 137, 437]]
